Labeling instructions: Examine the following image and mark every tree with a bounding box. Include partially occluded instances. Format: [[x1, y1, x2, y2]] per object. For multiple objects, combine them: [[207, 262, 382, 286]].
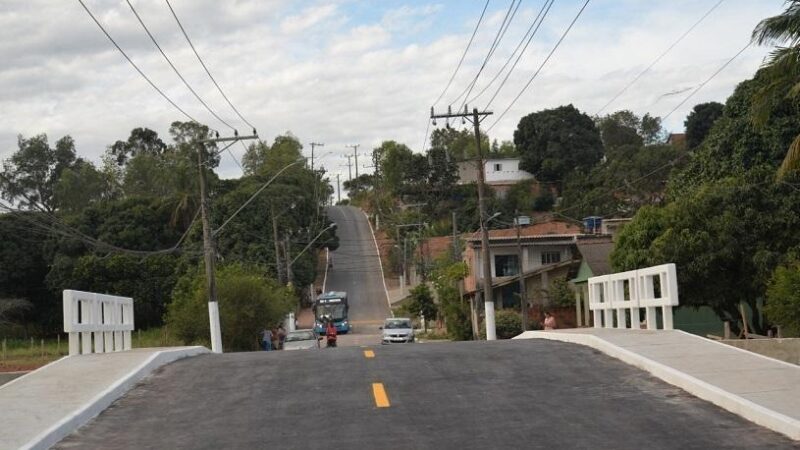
[[684, 102, 724, 149], [54, 160, 112, 213], [408, 284, 437, 331], [612, 170, 800, 333], [166, 264, 294, 351], [765, 259, 800, 337], [108, 127, 167, 166], [0, 134, 80, 212], [751, 0, 800, 178], [514, 105, 603, 185]]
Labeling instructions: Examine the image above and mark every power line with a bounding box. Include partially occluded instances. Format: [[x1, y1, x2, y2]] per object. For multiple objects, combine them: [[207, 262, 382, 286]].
[[126, 0, 236, 132], [595, 0, 725, 116], [450, 0, 521, 110], [432, 0, 490, 106], [165, 0, 258, 132], [482, 0, 555, 109], [487, 0, 591, 132], [76, 0, 200, 125], [469, 0, 553, 106], [662, 41, 750, 122]]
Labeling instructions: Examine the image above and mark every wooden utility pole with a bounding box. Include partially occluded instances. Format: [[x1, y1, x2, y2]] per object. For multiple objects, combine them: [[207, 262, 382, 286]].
[[343, 155, 353, 181], [271, 207, 283, 284], [336, 173, 341, 203], [309, 142, 324, 172], [347, 144, 360, 178], [431, 105, 494, 339], [515, 213, 528, 331], [285, 235, 293, 285], [197, 132, 258, 353]]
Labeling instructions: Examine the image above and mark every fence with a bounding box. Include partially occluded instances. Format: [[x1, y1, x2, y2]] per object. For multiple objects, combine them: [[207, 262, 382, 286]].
[[588, 263, 679, 330], [63, 290, 134, 356]]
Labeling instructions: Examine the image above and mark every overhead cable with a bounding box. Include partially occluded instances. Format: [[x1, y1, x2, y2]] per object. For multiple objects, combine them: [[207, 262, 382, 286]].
[[595, 0, 725, 116], [76, 0, 200, 125], [487, 0, 591, 132], [165, 0, 258, 131], [126, 0, 237, 132]]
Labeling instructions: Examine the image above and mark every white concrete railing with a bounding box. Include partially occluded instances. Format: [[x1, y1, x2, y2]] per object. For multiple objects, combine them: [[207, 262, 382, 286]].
[[588, 263, 679, 330], [63, 290, 134, 355]]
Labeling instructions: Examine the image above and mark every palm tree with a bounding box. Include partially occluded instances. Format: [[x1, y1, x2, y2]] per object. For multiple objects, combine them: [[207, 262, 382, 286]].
[[751, 0, 800, 178]]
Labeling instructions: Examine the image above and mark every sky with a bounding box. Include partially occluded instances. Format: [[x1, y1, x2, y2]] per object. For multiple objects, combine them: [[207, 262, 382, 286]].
[[0, 0, 788, 187]]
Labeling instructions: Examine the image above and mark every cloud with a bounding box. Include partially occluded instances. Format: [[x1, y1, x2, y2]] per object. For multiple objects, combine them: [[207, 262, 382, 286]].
[[0, 0, 790, 185], [280, 4, 337, 34]]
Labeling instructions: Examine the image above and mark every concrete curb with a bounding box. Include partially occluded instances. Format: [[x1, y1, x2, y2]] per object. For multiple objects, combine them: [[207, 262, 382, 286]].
[[363, 210, 393, 317], [515, 331, 800, 441], [23, 346, 209, 450]]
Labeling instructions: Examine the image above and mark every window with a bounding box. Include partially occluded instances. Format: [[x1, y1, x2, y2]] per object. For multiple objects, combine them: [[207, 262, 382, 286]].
[[541, 251, 561, 265], [494, 163, 502, 172], [494, 254, 519, 276]]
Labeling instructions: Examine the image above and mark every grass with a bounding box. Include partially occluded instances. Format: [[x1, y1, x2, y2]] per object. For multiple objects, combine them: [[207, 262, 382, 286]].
[[0, 327, 187, 372]]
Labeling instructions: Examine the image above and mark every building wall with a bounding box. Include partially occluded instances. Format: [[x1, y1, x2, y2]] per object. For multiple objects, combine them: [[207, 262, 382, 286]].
[[464, 241, 575, 293], [456, 158, 535, 185]]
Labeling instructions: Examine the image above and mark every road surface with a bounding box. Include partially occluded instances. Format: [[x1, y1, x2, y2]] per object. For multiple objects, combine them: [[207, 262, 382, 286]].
[[323, 205, 391, 346], [56, 340, 796, 449]]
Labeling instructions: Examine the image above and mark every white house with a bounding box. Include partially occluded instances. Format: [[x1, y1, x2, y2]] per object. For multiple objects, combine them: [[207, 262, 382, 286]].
[[457, 158, 535, 189]]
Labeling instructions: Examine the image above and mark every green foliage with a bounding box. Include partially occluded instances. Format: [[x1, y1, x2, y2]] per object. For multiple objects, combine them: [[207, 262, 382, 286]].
[[685, 102, 724, 149], [514, 104, 603, 184], [494, 310, 522, 339], [166, 264, 295, 351], [765, 259, 800, 337], [612, 169, 800, 332], [548, 277, 575, 307], [0, 134, 81, 212], [109, 127, 167, 166], [407, 284, 438, 325], [429, 259, 472, 340]]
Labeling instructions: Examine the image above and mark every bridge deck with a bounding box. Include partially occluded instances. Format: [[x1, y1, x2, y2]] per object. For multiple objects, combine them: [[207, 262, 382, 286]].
[[0, 346, 206, 449], [516, 328, 800, 440]]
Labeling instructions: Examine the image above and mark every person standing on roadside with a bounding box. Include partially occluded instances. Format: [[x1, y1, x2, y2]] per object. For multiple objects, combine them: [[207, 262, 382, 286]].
[[261, 327, 273, 351], [277, 325, 287, 350], [543, 311, 557, 331], [271, 325, 280, 350]]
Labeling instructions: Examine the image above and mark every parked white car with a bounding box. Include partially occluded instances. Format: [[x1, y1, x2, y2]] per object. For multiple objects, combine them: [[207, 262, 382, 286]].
[[282, 329, 321, 350], [381, 318, 415, 344]]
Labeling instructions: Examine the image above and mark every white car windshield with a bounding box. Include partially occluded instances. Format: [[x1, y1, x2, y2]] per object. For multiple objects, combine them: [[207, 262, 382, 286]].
[[285, 331, 315, 342], [385, 319, 411, 329]]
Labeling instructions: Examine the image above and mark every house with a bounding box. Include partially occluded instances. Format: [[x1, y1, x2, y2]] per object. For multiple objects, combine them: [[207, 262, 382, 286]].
[[456, 158, 536, 198], [462, 220, 587, 309], [569, 236, 615, 326], [666, 133, 686, 149]]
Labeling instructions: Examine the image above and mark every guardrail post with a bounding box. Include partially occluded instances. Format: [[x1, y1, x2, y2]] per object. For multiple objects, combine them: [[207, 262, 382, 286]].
[[63, 290, 135, 355]]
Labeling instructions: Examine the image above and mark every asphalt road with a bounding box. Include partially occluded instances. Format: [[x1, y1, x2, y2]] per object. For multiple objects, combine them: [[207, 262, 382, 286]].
[[56, 339, 796, 449], [323, 206, 391, 347]]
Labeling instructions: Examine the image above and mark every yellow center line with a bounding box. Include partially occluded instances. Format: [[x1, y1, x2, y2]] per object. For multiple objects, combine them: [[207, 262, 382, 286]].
[[372, 383, 390, 408], [363, 349, 375, 358]]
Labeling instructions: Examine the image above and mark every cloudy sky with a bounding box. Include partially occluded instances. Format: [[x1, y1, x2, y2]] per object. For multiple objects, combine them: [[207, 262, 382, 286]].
[[0, 0, 787, 183]]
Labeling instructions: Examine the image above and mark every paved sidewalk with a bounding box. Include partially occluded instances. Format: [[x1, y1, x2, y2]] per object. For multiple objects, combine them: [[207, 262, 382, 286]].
[[0, 346, 207, 450], [516, 328, 800, 440]]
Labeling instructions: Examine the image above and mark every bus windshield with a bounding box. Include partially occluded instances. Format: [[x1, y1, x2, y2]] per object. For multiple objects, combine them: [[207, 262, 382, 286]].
[[316, 304, 346, 321]]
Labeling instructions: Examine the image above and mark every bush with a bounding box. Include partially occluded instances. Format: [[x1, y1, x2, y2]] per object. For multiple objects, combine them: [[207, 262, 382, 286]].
[[765, 261, 800, 337], [408, 284, 438, 327], [494, 309, 522, 339], [166, 264, 295, 351], [548, 276, 575, 307]]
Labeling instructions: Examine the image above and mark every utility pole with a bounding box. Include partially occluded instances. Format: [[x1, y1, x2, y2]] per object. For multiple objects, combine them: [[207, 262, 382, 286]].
[[198, 131, 258, 353], [431, 105, 495, 339], [515, 213, 528, 331], [346, 144, 360, 178], [285, 235, 293, 286], [343, 155, 353, 181], [336, 174, 341, 203], [271, 207, 283, 284], [309, 142, 324, 172]]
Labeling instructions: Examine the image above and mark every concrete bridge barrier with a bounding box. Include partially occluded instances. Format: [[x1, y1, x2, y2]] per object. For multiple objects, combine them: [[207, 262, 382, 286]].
[[589, 263, 679, 330], [63, 290, 134, 355]]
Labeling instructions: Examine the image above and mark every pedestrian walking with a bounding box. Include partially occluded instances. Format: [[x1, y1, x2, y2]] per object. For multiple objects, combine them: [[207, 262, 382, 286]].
[[543, 311, 557, 331], [261, 327, 273, 351], [277, 325, 287, 350], [271, 326, 280, 350]]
